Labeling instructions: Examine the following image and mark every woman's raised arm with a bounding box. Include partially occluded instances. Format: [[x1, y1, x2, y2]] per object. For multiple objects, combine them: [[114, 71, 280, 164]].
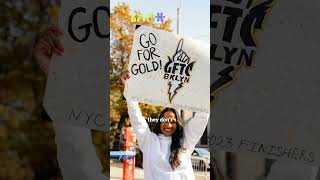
[[122, 71, 153, 151], [126, 100, 153, 151], [183, 112, 210, 153]]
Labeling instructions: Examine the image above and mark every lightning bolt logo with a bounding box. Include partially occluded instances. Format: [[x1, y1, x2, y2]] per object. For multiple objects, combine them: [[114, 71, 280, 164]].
[[211, 65, 235, 101], [168, 80, 183, 103], [211, 0, 276, 102], [164, 39, 195, 103]]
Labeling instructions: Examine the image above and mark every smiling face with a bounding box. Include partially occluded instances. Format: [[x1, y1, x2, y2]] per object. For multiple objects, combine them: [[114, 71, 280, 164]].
[[160, 111, 177, 137]]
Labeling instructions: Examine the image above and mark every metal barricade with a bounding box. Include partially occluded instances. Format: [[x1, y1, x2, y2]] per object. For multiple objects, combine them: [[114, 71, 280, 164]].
[[191, 156, 210, 180]]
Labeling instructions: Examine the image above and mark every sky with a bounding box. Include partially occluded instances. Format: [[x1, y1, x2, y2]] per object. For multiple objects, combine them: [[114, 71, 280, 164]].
[[110, 0, 210, 42]]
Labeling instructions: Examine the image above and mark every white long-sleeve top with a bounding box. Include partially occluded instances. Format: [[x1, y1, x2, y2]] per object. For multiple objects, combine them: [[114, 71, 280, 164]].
[[127, 100, 209, 180]]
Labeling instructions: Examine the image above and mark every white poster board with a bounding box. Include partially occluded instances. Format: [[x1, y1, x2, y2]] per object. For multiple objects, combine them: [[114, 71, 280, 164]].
[[43, 0, 109, 130], [124, 26, 210, 113], [210, 0, 320, 165]]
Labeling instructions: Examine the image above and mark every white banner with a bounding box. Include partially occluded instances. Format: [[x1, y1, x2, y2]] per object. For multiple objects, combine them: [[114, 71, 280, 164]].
[[43, 0, 109, 130], [210, 0, 320, 165], [124, 26, 210, 113]]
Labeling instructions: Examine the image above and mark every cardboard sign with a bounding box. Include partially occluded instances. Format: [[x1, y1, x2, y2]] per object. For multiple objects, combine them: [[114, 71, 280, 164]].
[[124, 26, 210, 113], [43, 0, 109, 130], [210, 0, 320, 165]]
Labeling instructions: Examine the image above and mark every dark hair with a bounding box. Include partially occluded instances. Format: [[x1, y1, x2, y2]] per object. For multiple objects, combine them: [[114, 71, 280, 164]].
[[153, 108, 184, 170]]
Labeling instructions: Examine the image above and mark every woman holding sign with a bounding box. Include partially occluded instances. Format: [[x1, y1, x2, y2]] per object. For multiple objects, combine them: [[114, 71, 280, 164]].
[[121, 70, 209, 180], [33, 27, 107, 180]]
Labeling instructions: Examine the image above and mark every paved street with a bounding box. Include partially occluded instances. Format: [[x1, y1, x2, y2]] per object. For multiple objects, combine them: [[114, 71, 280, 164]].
[[110, 159, 144, 180], [110, 159, 210, 180]]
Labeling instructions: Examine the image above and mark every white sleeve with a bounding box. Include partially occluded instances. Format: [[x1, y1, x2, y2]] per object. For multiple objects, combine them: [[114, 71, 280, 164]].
[[127, 99, 153, 151], [53, 121, 107, 180], [183, 112, 209, 153]]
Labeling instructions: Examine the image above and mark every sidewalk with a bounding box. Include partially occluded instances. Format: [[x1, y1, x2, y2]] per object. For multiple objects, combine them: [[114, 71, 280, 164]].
[[110, 159, 144, 180], [110, 159, 210, 180]]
